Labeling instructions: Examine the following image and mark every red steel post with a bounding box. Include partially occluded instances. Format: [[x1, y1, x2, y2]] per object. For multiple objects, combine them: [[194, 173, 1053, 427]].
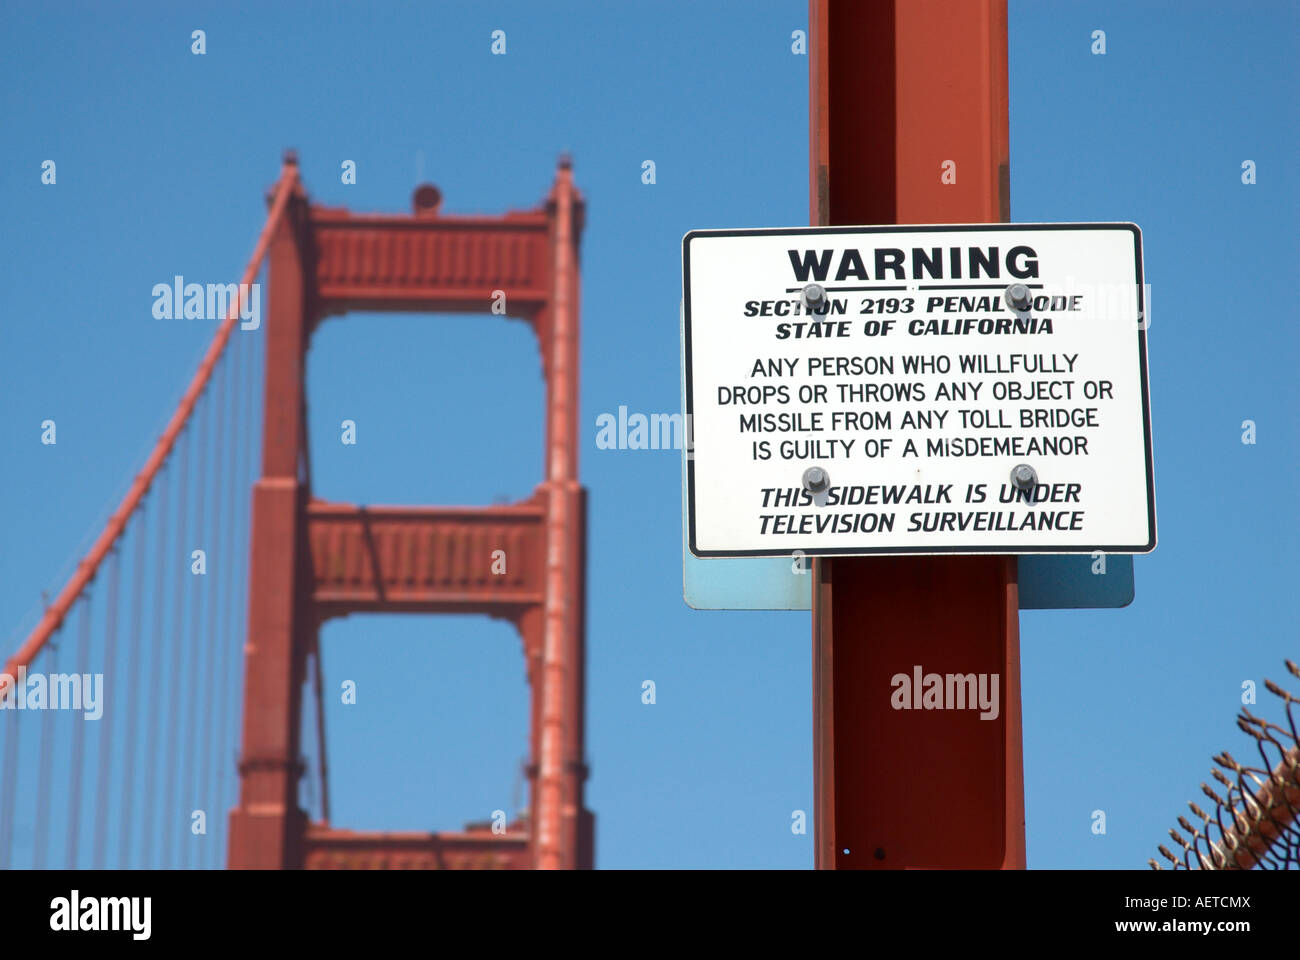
[[537, 158, 590, 869], [228, 158, 312, 869], [809, 0, 1026, 870]]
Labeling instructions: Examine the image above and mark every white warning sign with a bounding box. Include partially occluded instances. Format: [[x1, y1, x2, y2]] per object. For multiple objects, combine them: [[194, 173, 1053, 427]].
[[682, 223, 1155, 558]]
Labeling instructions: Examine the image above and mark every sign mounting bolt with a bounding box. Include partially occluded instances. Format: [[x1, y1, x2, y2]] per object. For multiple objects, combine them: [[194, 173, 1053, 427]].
[[802, 283, 828, 313], [1011, 463, 1037, 492], [1004, 283, 1033, 312], [803, 466, 830, 494]]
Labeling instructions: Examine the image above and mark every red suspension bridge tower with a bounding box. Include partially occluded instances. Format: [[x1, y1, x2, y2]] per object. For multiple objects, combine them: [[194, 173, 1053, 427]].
[[228, 153, 593, 870]]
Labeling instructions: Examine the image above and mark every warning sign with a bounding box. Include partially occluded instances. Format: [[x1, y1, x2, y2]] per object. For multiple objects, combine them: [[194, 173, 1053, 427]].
[[682, 223, 1155, 557]]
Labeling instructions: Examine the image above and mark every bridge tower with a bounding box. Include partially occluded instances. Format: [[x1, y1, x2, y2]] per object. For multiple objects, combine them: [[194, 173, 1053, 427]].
[[227, 154, 593, 869]]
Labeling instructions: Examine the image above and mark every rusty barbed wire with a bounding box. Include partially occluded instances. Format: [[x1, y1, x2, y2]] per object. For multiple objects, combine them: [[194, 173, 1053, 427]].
[[1150, 660, 1300, 870]]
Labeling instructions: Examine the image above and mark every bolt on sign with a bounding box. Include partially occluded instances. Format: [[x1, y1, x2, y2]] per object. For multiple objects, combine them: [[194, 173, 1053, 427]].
[[681, 224, 1156, 558]]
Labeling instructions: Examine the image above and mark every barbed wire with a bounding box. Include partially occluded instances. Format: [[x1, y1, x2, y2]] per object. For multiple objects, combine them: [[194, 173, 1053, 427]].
[[1151, 660, 1300, 870]]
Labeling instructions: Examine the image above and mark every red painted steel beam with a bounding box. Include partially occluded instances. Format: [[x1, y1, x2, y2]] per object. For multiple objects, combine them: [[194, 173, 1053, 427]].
[[305, 497, 549, 615], [0, 159, 298, 702], [809, 0, 1025, 870], [310, 212, 553, 314], [535, 159, 586, 869], [303, 826, 531, 870], [228, 158, 315, 870]]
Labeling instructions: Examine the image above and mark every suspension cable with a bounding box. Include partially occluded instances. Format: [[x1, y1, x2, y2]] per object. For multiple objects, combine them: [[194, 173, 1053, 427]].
[[0, 159, 299, 701]]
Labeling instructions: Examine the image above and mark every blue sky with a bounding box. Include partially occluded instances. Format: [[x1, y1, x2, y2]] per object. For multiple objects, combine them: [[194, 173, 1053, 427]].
[[1, 1, 1297, 869]]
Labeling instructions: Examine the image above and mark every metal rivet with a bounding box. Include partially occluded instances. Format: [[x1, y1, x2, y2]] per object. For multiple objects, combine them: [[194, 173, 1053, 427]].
[[802, 282, 827, 312], [802, 466, 829, 493], [1004, 282, 1032, 312], [1011, 463, 1037, 492]]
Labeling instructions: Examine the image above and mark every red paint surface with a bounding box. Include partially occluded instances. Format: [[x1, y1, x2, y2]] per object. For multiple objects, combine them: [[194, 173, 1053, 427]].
[[809, 0, 1026, 870]]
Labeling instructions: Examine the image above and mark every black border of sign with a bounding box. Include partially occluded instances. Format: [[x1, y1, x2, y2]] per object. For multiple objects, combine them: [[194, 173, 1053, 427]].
[[681, 222, 1157, 559]]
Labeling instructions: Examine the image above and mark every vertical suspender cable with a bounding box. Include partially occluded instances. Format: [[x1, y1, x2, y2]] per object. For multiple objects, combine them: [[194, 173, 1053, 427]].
[[92, 544, 124, 868], [141, 462, 171, 868], [213, 335, 239, 868], [198, 350, 229, 867], [118, 500, 149, 867], [181, 391, 212, 869], [66, 594, 94, 866], [312, 646, 330, 824], [0, 699, 17, 869], [206, 341, 235, 867], [32, 631, 61, 868], [162, 426, 192, 868], [216, 326, 250, 866]]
